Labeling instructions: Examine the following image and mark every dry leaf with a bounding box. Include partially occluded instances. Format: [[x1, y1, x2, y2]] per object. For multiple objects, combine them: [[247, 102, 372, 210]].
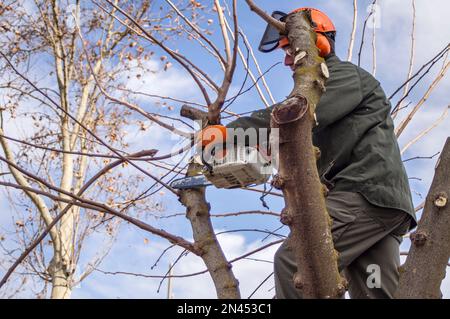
[[164, 62, 172, 71]]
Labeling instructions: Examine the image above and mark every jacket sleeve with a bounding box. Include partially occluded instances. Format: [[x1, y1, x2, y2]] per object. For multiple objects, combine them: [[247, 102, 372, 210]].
[[226, 62, 379, 134], [313, 62, 368, 132], [226, 106, 274, 131], [225, 106, 275, 146]]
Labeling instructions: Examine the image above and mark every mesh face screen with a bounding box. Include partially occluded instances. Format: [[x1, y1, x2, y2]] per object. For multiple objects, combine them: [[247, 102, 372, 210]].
[[258, 11, 287, 53]]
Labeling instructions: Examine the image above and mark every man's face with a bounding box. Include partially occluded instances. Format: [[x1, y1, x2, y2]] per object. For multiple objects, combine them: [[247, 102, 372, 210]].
[[282, 46, 295, 71]]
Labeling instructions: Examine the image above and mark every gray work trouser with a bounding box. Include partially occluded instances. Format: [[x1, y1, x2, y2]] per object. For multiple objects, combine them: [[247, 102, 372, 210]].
[[274, 191, 412, 299]]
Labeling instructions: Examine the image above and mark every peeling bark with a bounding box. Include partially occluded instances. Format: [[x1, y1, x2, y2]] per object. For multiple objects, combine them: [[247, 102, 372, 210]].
[[396, 138, 450, 298], [270, 11, 344, 298], [179, 162, 240, 299]]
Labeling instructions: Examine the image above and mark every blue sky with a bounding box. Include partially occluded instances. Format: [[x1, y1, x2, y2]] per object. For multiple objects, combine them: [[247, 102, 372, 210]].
[[1, 0, 449, 298]]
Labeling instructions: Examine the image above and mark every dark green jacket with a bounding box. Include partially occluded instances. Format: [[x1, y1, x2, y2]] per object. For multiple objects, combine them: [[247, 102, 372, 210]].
[[227, 54, 416, 227]]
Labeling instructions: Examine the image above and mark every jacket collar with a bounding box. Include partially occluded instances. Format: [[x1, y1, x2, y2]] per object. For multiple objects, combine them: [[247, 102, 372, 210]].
[[325, 54, 341, 69]]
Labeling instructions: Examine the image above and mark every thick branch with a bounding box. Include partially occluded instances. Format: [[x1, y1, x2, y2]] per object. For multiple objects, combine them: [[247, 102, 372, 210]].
[[347, 0, 358, 61], [179, 106, 240, 298], [396, 138, 450, 298], [0, 125, 60, 247], [270, 11, 344, 298], [179, 162, 240, 299], [180, 104, 208, 123]]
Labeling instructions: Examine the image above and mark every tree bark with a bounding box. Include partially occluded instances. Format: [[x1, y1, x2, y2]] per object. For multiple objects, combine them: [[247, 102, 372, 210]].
[[396, 137, 450, 298], [49, 260, 72, 299], [179, 104, 240, 298], [270, 11, 344, 298], [179, 162, 241, 299]]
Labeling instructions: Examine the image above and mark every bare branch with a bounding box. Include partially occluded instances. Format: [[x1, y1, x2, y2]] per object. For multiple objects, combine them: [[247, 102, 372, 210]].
[[347, 0, 358, 61], [396, 138, 450, 298], [0, 148, 195, 290], [401, 105, 449, 154], [389, 43, 449, 103], [0, 51, 178, 195], [180, 104, 208, 122], [357, 0, 377, 67], [395, 60, 450, 137], [393, 0, 417, 119], [100, 0, 213, 105], [245, 0, 285, 33], [164, 0, 226, 66]]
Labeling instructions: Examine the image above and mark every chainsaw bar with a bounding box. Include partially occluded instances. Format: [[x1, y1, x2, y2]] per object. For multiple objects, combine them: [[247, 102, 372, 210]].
[[170, 175, 212, 189]]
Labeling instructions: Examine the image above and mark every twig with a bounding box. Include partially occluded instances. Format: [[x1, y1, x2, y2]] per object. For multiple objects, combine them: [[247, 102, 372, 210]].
[[244, 0, 285, 33], [223, 13, 270, 107], [393, 0, 416, 120], [158, 210, 279, 219], [347, 0, 358, 61], [243, 186, 283, 198], [0, 51, 178, 195], [215, 0, 232, 66], [389, 43, 449, 102], [215, 229, 286, 239], [371, 1, 377, 76], [357, 0, 377, 67], [222, 62, 281, 111], [403, 151, 440, 163], [164, 0, 226, 66], [395, 61, 450, 137], [0, 150, 192, 289], [0, 180, 199, 283], [247, 272, 273, 299], [401, 105, 449, 154], [94, 239, 283, 280], [157, 249, 187, 293], [100, 0, 212, 105], [238, 28, 276, 105], [151, 244, 176, 270]]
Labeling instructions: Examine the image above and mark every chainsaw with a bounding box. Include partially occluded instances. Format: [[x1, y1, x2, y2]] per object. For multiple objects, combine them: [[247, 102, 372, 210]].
[[170, 144, 272, 189]]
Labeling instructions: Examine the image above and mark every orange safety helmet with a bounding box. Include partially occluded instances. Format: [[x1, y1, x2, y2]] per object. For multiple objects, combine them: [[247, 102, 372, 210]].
[[258, 8, 336, 57]]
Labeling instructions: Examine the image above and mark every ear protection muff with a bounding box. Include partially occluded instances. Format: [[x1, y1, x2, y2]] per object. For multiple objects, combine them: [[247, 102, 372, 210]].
[[278, 33, 331, 58], [316, 33, 331, 57]]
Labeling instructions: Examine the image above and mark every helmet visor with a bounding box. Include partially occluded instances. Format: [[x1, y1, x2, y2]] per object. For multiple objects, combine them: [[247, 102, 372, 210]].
[[258, 11, 287, 53]]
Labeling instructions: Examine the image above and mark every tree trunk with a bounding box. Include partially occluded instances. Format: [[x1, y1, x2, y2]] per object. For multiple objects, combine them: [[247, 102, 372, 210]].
[[396, 137, 450, 298], [270, 11, 344, 298], [179, 162, 241, 299], [48, 252, 72, 299]]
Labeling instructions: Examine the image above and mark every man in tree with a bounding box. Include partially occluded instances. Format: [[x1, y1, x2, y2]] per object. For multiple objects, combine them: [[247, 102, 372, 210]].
[[226, 8, 416, 298]]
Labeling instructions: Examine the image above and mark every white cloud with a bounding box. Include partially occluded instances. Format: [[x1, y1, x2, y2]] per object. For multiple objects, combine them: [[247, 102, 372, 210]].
[[123, 59, 200, 100], [72, 229, 450, 299], [70, 230, 280, 299]]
